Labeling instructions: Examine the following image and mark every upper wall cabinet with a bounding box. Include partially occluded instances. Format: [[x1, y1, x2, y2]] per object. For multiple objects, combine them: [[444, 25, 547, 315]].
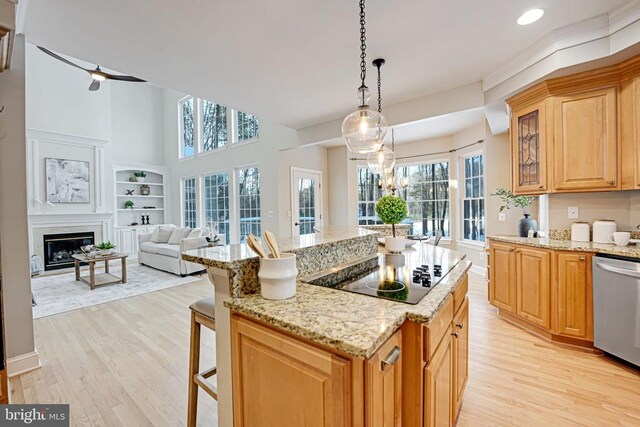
[[510, 100, 550, 194], [552, 87, 618, 192], [507, 54, 640, 195]]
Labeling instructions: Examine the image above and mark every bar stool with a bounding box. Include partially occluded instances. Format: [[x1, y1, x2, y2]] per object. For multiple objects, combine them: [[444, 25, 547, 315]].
[[187, 298, 217, 427]]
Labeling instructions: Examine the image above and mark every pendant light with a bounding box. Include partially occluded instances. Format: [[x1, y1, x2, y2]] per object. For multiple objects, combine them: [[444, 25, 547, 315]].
[[342, 0, 388, 154], [376, 129, 409, 194], [367, 58, 395, 174]]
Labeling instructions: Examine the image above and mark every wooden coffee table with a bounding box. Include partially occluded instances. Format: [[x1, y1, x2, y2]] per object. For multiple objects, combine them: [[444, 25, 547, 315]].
[[73, 253, 128, 290]]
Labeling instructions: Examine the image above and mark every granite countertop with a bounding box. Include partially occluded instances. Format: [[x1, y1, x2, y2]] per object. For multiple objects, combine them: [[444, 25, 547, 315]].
[[182, 226, 378, 269], [488, 235, 640, 259], [224, 245, 471, 358]]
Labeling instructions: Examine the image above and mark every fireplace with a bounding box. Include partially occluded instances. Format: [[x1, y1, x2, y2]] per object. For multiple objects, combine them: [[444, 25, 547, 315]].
[[43, 232, 95, 271]]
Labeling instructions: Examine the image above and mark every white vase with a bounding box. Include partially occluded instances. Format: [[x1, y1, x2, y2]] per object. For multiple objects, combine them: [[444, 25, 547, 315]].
[[258, 253, 298, 300], [385, 237, 405, 253], [99, 249, 114, 256], [137, 177, 146, 183]]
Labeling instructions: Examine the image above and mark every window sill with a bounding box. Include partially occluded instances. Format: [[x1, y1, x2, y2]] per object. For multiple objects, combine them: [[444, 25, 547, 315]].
[[231, 137, 259, 148], [178, 156, 195, 163], [197, 146, 228, 157], [456, 240, 486, 250]]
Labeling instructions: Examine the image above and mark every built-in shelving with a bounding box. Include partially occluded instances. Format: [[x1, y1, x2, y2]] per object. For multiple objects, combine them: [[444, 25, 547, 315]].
[[113, 165, 169, 229]]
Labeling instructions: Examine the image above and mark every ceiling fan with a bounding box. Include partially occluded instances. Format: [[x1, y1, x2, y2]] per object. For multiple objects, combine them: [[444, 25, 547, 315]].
[[37, 46, 146, 91]]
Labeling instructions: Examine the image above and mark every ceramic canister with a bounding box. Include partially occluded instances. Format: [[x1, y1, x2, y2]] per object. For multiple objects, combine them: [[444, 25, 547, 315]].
[[571, 222, 590, 242], [258, 253, 298, 300], [593, 220, 617, 244]]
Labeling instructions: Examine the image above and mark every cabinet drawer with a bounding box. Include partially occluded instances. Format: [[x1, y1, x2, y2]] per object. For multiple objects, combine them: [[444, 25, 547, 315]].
[[453, 274, 468, 314], [424, 296, 453, 362]]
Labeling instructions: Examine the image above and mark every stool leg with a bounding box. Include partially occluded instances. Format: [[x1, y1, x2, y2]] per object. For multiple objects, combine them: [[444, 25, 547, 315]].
[[187, 312, 201, 427]]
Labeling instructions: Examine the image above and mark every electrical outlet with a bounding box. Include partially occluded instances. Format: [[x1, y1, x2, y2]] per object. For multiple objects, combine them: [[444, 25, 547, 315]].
[[479, 251, 487, 260], [568, 206, 579, 219], [498, 212, 506, 222], [268, 210, 274, 218]]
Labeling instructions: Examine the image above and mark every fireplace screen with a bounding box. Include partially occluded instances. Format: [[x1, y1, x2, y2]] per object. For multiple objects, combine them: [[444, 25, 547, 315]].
[[43, 232, 95, 271]]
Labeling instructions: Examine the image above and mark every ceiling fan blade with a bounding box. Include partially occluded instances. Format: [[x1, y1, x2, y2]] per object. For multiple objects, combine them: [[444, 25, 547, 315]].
[[103, 73, 146, 82], [37, 46, 91, 72], [88, 80, 101, 91]]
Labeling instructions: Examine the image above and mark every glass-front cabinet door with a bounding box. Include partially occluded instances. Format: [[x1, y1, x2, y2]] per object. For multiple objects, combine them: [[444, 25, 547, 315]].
[[510, 100, 549, 194]]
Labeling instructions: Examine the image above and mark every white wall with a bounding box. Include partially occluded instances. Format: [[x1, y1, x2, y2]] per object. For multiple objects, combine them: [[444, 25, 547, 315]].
[[111, 83, 164, 165], [162, 89, 303, 239], [0, 35, 36, 360]]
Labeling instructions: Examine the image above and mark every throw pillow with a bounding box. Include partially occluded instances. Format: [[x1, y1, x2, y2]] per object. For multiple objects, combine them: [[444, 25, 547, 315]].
[[150, 225, 176, 243], [168, 227, 191, 245], [188, 228, 202, 238]]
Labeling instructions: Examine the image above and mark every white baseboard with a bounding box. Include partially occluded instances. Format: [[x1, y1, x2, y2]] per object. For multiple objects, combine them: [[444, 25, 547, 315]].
[[7, 350, 42, 377], [469, 265, 487, 278]]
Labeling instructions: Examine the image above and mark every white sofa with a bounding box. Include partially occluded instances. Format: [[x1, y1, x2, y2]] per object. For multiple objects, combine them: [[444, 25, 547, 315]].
[[137, 225, 211, 276]]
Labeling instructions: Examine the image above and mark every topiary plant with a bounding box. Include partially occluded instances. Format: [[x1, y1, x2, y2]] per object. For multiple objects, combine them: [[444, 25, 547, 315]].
[[124, 200, 135, 209], [375, 194, 408, 238]]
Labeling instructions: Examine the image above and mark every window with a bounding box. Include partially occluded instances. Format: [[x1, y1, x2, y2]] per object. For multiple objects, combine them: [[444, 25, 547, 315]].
[[236, 111, 259, 142], [203, 172, 230, 244], [357, 167, 383, 225], [183, 177, 197, 228], [237, 167, 261, 241], [397, 161, 450, 237], [202, 100, 228, 151], [462, 154, 485, 242], [179, 97, 195, 158]]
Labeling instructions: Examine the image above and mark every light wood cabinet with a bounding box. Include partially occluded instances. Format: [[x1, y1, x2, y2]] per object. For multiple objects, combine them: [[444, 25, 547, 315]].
[[620, 75, 640, 189], [366, 330, 402, 427], [231, 315, 357, 427], [489, 239, 594, 347], [553, 87, 618, 192], [510, 100, 551, 194], [451, 297, 469, 421], [554, 252, 593, 341], [516, 247, 551, 329], [489, 242, 517, 313], [423, 330, 453, 427]]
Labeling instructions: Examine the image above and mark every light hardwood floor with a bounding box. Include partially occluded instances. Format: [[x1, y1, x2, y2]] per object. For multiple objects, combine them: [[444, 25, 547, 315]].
[[10, 273, 640, 426]]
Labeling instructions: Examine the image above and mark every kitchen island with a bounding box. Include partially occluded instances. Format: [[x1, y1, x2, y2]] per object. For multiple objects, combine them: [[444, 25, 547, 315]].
[[183, 227, 471, 426]]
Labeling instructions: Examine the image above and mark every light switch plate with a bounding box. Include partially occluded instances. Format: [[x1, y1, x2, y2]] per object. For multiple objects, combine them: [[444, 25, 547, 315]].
[[498, 212, 506, 222], [568, 206, 579, 219]]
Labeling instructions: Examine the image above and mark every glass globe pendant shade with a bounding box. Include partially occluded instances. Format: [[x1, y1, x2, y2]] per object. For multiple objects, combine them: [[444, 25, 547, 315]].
[[367, 146, 396, 174], [342, 106, 388, 154]]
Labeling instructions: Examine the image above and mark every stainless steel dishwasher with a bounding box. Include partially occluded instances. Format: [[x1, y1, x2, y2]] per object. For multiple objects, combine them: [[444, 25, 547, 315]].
[[592, 254, 640, 366]]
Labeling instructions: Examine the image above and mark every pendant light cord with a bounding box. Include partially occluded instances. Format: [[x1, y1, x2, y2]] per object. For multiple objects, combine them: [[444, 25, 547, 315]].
[[359, 0, 367, 104], [376, 60, 382, 113]]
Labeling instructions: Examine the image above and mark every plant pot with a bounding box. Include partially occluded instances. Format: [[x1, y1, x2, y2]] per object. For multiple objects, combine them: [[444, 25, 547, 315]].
[[258, 253, 298, 300], [385, 237, 405, 253], [137, 177, 146, 183], [99, 249, 114, 256], [518, 214, 537, 237]]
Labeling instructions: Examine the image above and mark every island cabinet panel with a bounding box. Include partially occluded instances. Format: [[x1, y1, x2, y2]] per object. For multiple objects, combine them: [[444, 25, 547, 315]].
[[552, 87, 618, 192], [515, 247, 551, 328], [366, 330, 403, 427], [423, 331, 453, 427], [511, 100, 551, 194], [231, 316, 357, 427], [554, 252, 593, 341], [489, 242, 517, 313], [451, 297, 469, 421]]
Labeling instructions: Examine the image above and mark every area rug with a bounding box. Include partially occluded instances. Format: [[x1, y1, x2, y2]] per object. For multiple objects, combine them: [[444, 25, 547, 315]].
[[31, 264, 203, 319]]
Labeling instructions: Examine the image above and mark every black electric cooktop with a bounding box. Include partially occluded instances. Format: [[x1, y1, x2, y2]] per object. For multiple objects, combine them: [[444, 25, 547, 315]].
[[304, 248, 458, 304]]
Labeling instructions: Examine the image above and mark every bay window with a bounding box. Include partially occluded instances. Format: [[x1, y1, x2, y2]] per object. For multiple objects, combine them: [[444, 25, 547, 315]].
[[462, 153, 485, 242]]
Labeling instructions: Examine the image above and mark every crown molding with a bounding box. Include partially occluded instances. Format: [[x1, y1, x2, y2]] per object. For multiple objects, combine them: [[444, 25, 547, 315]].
[[483, 1, 640, 93]]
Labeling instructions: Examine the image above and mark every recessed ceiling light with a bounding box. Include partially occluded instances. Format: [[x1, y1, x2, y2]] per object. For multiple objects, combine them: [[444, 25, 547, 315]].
[[517, 8, 544, 25]]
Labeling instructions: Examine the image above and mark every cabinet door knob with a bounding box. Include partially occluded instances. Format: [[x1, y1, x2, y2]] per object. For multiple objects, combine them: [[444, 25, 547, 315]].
[[381, 346, 401, 370], [579, 256, 586, 261], [608, 180, 616, 186], [456, 322, 464, 329], [451, 332, 459, 338], [538, 185, 544, 189]]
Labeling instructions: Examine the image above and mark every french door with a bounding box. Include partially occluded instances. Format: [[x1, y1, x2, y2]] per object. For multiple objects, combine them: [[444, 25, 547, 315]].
[[291, 168, 322, 237]]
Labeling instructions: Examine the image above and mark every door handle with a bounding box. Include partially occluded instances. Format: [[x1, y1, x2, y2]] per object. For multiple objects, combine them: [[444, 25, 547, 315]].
[[381, 346, 401, 370], [456, 322, 464, 329], [594, 261, 640, 278], [294, 222, 300, 226]]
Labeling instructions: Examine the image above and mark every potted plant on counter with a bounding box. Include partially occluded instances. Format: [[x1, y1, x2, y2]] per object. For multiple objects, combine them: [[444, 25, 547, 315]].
[[95, 241, 116, 256], [491, 187, 537, 237], [375, 194, 408, 253]]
